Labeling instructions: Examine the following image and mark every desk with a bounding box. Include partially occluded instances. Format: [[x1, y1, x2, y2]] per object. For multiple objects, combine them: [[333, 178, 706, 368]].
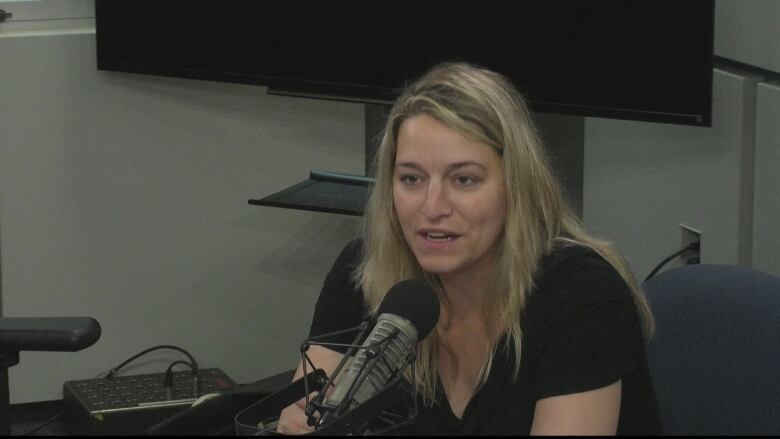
[[10, 400, 67, 435], [8, 370, 295, 435]]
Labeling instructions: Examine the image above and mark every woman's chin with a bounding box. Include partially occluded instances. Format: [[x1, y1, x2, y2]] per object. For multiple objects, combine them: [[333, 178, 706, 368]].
[[416, 258, 461, 276]]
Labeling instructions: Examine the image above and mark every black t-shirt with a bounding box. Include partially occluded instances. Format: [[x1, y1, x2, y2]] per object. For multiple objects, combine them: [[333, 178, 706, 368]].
[[309, 239, 662, 435]]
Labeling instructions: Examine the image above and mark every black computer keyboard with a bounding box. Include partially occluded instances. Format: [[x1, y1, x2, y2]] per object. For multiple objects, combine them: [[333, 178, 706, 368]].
[[63, 368, 235, 415]]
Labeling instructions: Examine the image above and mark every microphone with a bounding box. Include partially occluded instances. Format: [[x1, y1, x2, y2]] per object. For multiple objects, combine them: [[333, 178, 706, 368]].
[[317, 279, 439, 426]]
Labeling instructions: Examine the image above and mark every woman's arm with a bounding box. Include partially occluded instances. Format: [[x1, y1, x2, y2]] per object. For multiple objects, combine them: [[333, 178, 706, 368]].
[[530, 380, 621, 435], [276, 346, 345, 435]]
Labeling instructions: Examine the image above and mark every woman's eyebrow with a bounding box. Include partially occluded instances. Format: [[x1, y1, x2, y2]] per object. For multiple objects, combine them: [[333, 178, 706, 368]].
[[445, 161, 487, 172], [394, 162, 424, 171], [395, 161, 486, 172]]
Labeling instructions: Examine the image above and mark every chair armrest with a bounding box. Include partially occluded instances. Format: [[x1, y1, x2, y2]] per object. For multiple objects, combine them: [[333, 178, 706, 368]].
[[0, 317, 101, 352]]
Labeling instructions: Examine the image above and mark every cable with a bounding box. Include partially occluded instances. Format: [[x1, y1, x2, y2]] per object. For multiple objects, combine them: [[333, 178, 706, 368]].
[[644, 241, 700, 283], [104, 345, 202, 399], [164, 360, 197, 398], [104, 345, 198, 380], [165, 360, 194, 374]]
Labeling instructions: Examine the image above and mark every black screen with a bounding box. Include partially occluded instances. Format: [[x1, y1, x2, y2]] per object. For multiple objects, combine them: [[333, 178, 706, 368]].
[[96, 0, 714, 126]]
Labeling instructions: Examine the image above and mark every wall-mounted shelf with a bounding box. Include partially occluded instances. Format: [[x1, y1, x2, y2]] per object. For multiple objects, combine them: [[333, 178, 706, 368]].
[[248, 104, 387, 217], [248, 170, 373, 217]]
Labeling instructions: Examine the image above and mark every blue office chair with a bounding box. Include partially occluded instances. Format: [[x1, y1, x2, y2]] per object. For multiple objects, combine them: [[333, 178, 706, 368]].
[[642, 264, 780, 435]]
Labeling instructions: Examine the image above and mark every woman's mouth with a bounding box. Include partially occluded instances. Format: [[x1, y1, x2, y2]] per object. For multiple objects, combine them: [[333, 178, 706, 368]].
[[421, 231, 460, 242]]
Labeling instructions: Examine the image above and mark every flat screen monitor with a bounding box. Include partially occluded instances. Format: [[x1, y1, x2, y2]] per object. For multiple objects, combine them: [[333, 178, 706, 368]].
[[95, 0, 714, 126]]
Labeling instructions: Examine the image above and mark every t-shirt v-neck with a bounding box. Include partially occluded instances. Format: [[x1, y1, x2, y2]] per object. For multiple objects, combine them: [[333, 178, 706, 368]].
[[427, 333, 514, 434]]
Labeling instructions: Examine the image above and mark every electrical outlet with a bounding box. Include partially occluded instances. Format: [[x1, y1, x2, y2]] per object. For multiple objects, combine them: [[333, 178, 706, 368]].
[[680, 224, 701, 265]]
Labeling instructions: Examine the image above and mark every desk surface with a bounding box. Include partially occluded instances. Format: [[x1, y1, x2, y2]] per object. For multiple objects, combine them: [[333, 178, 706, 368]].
[[9, 370, 295, 435], [10, 400, 67, 435]]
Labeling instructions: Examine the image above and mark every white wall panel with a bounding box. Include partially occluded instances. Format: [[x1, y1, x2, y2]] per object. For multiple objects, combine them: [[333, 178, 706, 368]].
[[715, 0, 780, 74], [584, 67, 761, 281], [752, 81, 780, 275]]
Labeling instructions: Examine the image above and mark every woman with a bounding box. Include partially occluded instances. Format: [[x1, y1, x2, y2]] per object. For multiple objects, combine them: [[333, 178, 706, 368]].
[[277, 62, 661, 435]]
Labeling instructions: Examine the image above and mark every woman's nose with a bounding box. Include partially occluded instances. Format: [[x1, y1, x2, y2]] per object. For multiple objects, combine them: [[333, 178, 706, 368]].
[[421, 181, 452, 219]]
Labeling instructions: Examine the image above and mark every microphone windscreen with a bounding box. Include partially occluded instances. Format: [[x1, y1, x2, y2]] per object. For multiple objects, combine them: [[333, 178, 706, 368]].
[[377, 279, 440, 340]]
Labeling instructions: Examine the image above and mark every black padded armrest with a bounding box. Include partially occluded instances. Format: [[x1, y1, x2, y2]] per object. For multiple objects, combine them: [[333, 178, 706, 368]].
[[0, 317, 101, 352]]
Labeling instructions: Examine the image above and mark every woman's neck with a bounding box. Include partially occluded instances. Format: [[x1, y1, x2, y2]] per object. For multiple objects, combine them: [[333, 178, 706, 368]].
[[439, 274, 486, 319], [437, 262, 504, 339], [436, 244, 500, 316], [428, 241, 501, 331]]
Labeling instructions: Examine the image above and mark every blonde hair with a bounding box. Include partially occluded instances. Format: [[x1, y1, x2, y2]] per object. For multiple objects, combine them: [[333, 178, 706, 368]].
[[354, 62, 654, 402]]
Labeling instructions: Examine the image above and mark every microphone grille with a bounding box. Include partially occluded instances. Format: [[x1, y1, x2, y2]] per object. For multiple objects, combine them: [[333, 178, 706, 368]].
[[377, 279, 440, 340]]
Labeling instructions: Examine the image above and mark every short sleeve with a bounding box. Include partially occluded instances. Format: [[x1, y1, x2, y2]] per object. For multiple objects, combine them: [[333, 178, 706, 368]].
[[308, 238, 368, 352], [527, 248, 642, 401]]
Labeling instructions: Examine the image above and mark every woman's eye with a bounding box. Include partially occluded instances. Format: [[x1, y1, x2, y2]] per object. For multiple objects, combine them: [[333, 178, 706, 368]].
[[399, 174, 422, 185], [454, 175, 479, 186]]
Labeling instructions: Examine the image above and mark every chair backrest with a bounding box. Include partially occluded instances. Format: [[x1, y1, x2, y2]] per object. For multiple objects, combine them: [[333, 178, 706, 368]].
[[642, 264, 780, 435]]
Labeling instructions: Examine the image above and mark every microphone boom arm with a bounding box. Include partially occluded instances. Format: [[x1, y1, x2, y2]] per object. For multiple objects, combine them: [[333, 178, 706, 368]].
[[314, 350, 418, 435], [300, 321, 370, 424]]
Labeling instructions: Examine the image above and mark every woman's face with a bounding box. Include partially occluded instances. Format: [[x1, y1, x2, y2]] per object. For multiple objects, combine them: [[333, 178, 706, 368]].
[[393, 114, 507, 281]]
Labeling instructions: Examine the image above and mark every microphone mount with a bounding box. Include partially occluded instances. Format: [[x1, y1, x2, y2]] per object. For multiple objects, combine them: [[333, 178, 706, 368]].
[[314, 326, 404, 425], [300, 322, 409, 428], [232, 320, 420, 435]]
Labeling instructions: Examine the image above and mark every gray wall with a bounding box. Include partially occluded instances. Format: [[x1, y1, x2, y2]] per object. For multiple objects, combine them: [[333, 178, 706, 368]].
[[583, 0, 780, 279], [1, 33, 363, 403], [584, 68, 762, 279]]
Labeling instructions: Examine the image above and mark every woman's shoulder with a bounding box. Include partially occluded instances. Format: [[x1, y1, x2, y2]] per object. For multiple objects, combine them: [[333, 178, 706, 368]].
[[331, 237, 365, 270], [535, 243, 611, 281], [540, 241, 603, 265], [526, 243, 634, 320], [309, 237, 368, 342], [318, 237, 365, 303]]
